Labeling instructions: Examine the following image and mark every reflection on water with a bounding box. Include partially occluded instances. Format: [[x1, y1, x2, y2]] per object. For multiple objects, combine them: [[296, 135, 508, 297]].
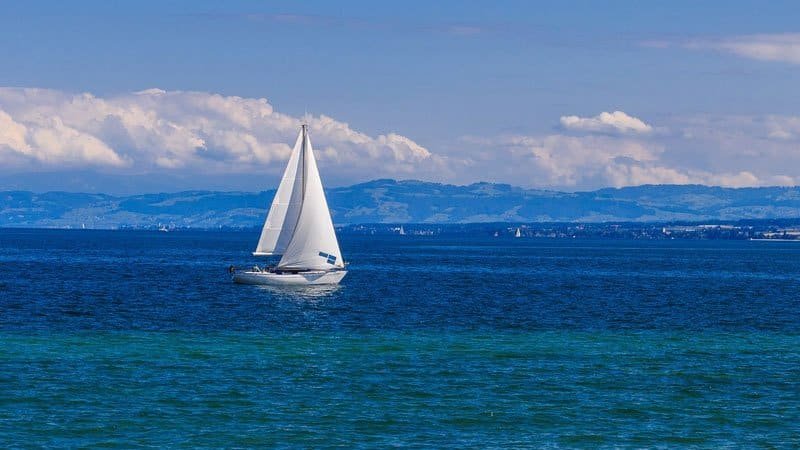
[[254, 283, 342, 302]]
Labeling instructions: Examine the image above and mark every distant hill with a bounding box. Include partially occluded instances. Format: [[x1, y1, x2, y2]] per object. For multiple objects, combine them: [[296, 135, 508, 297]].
[[2, 179, 800, 228]]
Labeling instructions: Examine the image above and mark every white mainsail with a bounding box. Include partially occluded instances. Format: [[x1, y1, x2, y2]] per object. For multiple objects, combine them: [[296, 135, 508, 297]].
[[253, 125, 344, 271], [278, 127, 344, 270]]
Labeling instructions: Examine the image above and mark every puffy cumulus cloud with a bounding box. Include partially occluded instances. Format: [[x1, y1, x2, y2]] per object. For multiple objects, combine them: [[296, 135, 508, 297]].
[[0, 107, 127, 167], [29, 117, 129, 167], [290, 114, 433, 175], [0, 110, 30, 154], [560, 111, 653, 135], [484, 133, 696, 187], [0, 87, 439, 178], [502, 134, 661, 186], [606, 163, 763, 189], [704, 171, 760, 187], [2, 88, 798, 191], [465, 111, 800, 189], [377, 134, 431, 161], [603, 161, 692, 187]]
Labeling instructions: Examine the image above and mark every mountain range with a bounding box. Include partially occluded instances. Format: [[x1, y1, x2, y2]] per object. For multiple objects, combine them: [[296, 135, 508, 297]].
[[2, 179, 800, 229]]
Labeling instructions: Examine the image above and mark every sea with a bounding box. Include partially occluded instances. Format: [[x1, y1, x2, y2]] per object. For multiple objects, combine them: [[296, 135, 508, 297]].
[[1, 229, 799, 448]]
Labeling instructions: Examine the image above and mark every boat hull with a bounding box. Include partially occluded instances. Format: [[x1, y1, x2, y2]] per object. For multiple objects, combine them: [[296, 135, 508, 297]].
[[233, 270, 347, 286]]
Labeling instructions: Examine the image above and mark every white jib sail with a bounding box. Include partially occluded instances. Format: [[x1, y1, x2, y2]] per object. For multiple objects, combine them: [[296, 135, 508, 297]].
[[278, 128, 344, 270], [253, 130, 305, 255]]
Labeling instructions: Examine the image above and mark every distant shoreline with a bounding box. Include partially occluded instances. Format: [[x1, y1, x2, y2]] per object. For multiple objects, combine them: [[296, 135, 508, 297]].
[[4, 180, 800, 229], [4, 220, 800, 242]]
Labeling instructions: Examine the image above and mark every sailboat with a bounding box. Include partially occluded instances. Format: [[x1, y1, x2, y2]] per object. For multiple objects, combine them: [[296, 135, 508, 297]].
[[232, 125, 347, 286], [515, 227, 522, 238], [398, 225, 406, 236]]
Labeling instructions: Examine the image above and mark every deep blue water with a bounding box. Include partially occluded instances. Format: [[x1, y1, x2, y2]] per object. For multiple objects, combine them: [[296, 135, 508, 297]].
[[1, 229, 799, 447]]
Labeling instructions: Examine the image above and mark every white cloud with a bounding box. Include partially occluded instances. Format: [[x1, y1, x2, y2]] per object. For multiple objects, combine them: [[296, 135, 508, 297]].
[[500, 134, 663, 186], [463, 111, 800, 189], [482, 133, 728, 188], [603, 162, 692, 187], [1, 88, 798, 190], [703, 33, 800, 64], [704, 171, 760, 187], [0, 110, 31, 154], [0, 87, 441, 179], [29, 117, 129, 167], [0, 107, 127, 167], [764, 115, 800, 141], [560, 111, 653, 135], [653, 33, 800, 65]]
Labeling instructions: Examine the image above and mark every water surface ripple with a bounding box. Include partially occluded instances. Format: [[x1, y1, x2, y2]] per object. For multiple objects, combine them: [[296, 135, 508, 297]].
[[1, 230, 799, 447]]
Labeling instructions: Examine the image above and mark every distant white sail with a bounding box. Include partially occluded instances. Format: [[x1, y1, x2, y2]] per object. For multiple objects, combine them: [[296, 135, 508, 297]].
[[253, 131, 305, 255], [277, 127, 344, 270]]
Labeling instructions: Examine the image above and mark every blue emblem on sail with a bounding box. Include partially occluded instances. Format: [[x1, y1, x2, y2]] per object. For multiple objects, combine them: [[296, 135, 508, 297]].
[[318, 251, 337, 265]]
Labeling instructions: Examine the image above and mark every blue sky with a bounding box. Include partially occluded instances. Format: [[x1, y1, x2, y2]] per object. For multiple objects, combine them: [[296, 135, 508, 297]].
[[1, 1, 799, 192]]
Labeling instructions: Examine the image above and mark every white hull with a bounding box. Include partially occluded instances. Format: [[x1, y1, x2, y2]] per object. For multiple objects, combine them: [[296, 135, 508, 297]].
[[233, 270, 347, 286]]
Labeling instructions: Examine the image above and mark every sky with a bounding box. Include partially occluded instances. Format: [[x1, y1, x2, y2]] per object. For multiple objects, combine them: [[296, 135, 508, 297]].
[[0, 0, 799, 193]]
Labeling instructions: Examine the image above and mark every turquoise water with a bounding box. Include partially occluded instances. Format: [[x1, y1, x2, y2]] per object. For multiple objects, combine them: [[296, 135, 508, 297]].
[[1, 230, 799, 447]]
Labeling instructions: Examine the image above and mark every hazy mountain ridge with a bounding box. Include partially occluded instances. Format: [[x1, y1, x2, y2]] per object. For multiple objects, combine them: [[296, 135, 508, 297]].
[[2, 179, 800, 228]]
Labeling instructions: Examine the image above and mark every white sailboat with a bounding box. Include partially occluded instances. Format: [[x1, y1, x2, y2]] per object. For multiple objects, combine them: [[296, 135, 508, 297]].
[[515, 227, 522, 238], [232, 125, 347, 286]]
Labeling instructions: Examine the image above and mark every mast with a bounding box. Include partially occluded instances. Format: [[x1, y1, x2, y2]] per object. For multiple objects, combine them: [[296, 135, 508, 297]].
[[285, 123, 307, 248], [301, 124, 307, 202], [277, 124, 344, 270]]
